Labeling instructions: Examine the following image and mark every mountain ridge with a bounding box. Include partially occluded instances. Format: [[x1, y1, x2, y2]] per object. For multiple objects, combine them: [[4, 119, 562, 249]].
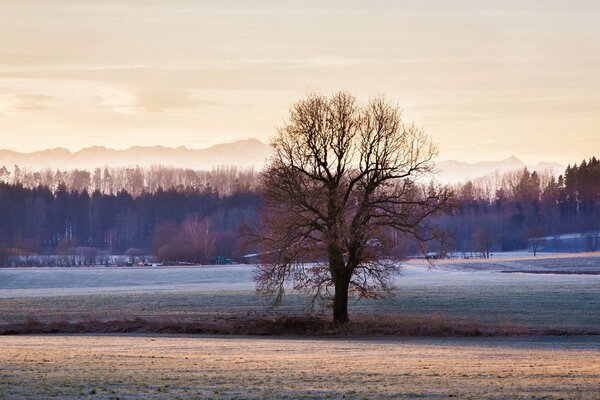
[[0, 139, 566, 182], [0, 139, 270, 171], [436, 157, 565, 183]]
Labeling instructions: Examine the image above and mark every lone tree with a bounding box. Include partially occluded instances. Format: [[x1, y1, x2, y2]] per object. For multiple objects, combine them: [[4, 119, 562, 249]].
[[252, 92, 452, 323], [527, 226, 546, 257]]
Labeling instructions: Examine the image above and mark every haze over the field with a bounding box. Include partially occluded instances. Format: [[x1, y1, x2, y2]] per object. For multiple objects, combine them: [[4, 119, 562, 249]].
[[0, 1, 598, 164]]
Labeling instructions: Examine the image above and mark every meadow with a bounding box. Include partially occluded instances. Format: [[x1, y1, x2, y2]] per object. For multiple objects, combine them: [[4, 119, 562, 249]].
[[1, 255, 600, 334], [1, 255, 600, 399], [1, 335, 599, 399]]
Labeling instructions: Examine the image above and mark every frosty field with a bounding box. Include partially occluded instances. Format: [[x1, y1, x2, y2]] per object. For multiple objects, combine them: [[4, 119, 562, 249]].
[[1, 255, 600, 399], [1, 335, 599, 399], [1, 254, 600, 332]]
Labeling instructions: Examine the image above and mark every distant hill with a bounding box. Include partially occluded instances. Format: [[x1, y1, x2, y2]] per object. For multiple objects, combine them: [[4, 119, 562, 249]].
[[436, 156, 565, 183], [0, 139, 271, 170], [0, 140, 565, 182]]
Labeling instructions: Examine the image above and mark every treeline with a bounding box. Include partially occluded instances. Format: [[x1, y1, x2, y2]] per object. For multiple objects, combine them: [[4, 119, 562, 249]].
[[1, 158, 599, 266], [0, 180, 260, 265], [441, 157, 600, 256], [0, 165, 260, 197]]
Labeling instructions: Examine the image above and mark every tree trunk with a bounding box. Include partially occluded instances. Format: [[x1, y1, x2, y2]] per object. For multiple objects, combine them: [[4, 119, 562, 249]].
[[333, 277, 350, 324]]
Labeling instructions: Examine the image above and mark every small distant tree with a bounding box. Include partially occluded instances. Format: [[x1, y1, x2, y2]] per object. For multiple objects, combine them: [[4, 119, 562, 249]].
[[0, 166, 10, 183], [182, 214, 215, 263], [250, 92, 452, 323], [584, 231, 600, 252], [152, 216, 216, 264], [527, 226, 546, 256], [472, 228, 494, 259], [125, 247, 148, 264]]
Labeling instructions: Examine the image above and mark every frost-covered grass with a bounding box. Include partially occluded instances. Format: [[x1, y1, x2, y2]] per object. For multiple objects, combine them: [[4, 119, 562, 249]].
[[431, 252, 600, 272], [1, 335, 599, 399], [1, 279, 599, 333], [1, 253, 599, 297], [1, 256, 600, 398], [1, 254, 599, 333], [0, 264, 257, 298]]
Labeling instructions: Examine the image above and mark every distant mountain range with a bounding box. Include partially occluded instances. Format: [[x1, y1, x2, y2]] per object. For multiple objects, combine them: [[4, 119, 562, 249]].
[[436, 157, 566, 183], [0, 139, 271, 171], [0, 139, 565, 183]]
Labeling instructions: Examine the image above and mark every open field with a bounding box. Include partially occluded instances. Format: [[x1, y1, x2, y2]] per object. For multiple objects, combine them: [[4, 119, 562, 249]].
[[1, 335, 599, 399], [2, 252, 599, 298], [1, 254, 600, 334], [1, 255, 599, 398], [0, 264, 257, 298], [436, 252, 600, 273]]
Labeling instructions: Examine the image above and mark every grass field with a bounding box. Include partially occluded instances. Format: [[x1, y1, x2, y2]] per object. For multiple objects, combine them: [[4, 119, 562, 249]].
[[1, 335, 599, 399], [1, 255, 600, 398], [1, 256, 600, 333], [1, 281, 600, 335]]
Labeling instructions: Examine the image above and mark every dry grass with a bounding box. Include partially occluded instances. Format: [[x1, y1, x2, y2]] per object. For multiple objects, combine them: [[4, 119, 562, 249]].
[[1, 335, 599, 399], [2, 314, 597, 337]]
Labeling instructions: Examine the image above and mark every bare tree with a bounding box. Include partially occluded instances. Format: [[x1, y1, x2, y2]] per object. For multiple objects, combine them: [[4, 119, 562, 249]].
[[472, 228, 495, 259], [527, 226, 546, 256], [250, 92, 452, 323], [182, 213, 215, 263]]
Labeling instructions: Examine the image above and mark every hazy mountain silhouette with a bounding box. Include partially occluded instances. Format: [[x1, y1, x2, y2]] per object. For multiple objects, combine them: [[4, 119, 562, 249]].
[[436, 156, 565, 183], [0, 139, 564, 182], [0, 139, 271, 170]]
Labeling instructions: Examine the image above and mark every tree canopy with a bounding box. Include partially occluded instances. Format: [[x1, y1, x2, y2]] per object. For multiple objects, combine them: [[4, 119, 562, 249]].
[[252, 92, 452, 323]]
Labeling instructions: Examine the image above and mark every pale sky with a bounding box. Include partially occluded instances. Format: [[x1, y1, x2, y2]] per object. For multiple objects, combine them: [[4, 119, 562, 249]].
[[0, 0, 598, 163]]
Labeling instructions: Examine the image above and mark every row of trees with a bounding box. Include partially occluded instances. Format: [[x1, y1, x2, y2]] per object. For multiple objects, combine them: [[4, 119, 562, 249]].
[[0, 165, 259, 197], [443, 157, 600, 256], [0, 182, 259, 264], [2, 158, 598, 263]]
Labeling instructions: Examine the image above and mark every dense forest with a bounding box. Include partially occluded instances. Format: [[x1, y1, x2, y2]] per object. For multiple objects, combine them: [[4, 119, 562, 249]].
[[0, 158, 599, 266], [442, 157, 600, 256], [0, 173, 260, 266]]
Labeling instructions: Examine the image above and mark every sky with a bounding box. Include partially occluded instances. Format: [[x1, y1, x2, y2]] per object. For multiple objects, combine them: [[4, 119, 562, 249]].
[[0, 0, 598, 164]]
